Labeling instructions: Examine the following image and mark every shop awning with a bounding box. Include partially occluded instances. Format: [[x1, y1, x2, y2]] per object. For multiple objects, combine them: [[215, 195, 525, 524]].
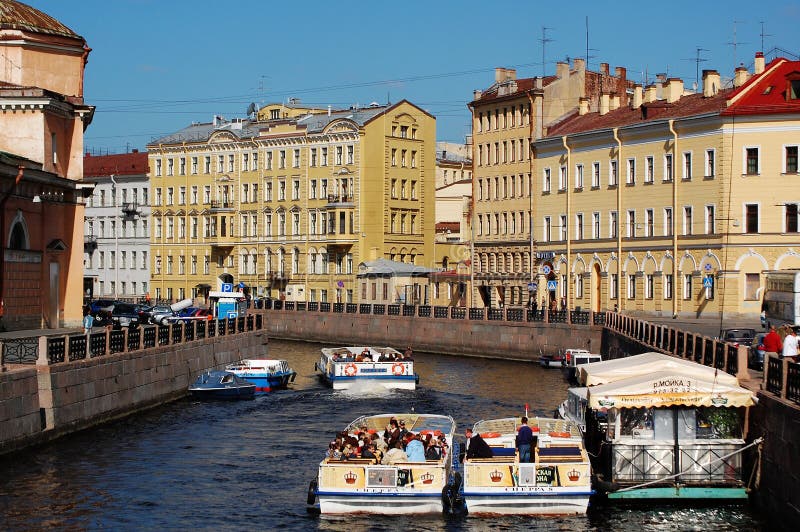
[[586, 370, 756, 409], [578, 352, 740, 387]]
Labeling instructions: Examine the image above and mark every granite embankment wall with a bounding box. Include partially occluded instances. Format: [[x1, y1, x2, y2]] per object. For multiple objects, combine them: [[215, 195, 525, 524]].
[[0, 329, 267, 455], [261, 310, 602, 360]]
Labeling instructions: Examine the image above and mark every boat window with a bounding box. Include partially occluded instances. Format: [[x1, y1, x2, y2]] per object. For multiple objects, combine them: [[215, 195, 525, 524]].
[[620, 408, 654, 439], [696, 407, 742, 439], [221, 374, 233, 384]]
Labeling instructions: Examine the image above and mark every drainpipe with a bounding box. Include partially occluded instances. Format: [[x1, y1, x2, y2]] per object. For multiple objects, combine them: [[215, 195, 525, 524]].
[[669, 119, 678, 318], [527, 93, 537, 290], [109, 174, 118, 299], [562, 136, 572, 318], [468, 106, 476, 308], [0, 165, 25, 322], [613, 128, 622, 311]]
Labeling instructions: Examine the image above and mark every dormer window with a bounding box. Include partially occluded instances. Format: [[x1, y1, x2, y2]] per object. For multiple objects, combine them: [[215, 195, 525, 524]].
[[785, 72, 800, 100]]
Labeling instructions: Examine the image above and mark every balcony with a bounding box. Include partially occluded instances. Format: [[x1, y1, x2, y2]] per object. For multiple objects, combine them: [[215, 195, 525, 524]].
[[210, 200, 235, 212], [84, 235, 97, 252], [121, 202, 139, 217], [325, 194, 354, 207]]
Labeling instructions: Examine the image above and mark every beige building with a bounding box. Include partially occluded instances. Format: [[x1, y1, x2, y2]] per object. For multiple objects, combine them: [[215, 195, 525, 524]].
[[531, 52, 800, 319], [468, 61, 634, 308], [357, 258, 433, 305], [147, 100, 435, 304]]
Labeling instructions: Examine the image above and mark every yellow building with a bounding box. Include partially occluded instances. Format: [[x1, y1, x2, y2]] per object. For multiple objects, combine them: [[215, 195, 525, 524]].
[[468, 61, 634, 308], [146, 100, 435, 304], [531, 53, 800, 319]]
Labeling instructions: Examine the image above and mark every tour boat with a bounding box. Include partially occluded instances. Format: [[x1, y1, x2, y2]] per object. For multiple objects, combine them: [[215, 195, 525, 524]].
[[538, 351, 564, 368], [224, 359, 296, 393], [579, 352, 757, 500], [308, 413, 458, 514], [315, 346, 418, 390], [561, 349, 602, 382], [461, 417, 593, 515], [188, 370, 255, 400]]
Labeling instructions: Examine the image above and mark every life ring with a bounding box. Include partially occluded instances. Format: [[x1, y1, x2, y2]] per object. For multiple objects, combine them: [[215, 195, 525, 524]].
[[344, 363, 358, 377], [392, 362, 405, 375], [480, 432, 501, 439], [548, 431, 571, 438]]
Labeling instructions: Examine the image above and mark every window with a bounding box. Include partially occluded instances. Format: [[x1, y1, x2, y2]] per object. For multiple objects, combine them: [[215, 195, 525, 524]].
[[645, 209, 654, 237], [683, 206, 693, 235], [575, 164, 584, 189], [279, 150, 286, 169], [267, 151, 273, 169], [575, 213, 584, 240], [787, 203, 799, 232], [610, 211, 618, 238], [191, 156, 198, 174], [683, 274, 692, 300], [745, 273, 760, 300], [543, 216, 551, 242], [664, 154, 673, 181], [626, 158, 636, 184], [179, 157, 186, 175], [278, 180, 286, 201], [645, 274, 654, 299], [559, 214, 567, 241], [610, 273, 618, 300], [543, 168, 551, 193], [626, 210, 636, 238], [786, 146, 799, 173], [609, 159, 618, 186], [745, 147, 759, 175], [167, 158, 174, 176], [683, 152, 692, 180], [204, 156, 211, 173], [705, 149, 715, 177], [228, 154, 235, 172], [155, 159, 162, 176], [559, 166, 567, 191], [335, 146, 343, 165], [310, 148, 317, 167], [411, 151, 417, 168], [217, 155, 224, 172], [347, 145, 354, 165], [645, 156, 654, 183], [293, 149, 300, 168], [292, 179, 300, 200], [592, 212, 600, 239], [664, 274, 673, 300], [664, 207, 673, 236], [627, 274, 636, 299], [391, 148, 397, 166], [706, 205, 716, 234], [401, 149, 407, 167], [745, 204, 759, 233], [252, 152, 258, 170], [592, 162, 600, 188]]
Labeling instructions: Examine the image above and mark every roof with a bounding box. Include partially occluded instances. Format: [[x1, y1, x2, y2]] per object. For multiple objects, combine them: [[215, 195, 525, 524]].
[[357, 258, 435, 277], [578, 352, 740, 387], [722, 57, 800, 116], [0, 0, 81, 39], [83, 151, 149, 177], [435, 222, 460, 233], [471, 76, 556, 105]]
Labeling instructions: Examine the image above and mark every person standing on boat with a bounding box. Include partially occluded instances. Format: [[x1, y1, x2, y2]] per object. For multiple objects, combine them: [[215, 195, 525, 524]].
[[464, 428, 493, 461], [405, 434, 425, 462], [516, 417, 535, 463]]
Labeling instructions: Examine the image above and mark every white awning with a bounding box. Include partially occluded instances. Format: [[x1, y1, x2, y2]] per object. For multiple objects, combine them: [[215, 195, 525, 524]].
[[578, 352, 739, 387]]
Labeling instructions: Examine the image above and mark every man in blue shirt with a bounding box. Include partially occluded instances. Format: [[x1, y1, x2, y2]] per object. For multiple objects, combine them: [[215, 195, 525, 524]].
[[516, 416, 534, 463]]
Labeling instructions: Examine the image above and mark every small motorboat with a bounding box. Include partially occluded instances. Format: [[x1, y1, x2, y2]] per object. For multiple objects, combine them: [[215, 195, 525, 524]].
[[225, 359, 297, 393], [188, 370, 255, 400]]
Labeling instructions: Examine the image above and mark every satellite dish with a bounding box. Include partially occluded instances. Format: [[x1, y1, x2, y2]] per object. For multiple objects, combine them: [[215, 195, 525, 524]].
[[247, 102, 257, 116]]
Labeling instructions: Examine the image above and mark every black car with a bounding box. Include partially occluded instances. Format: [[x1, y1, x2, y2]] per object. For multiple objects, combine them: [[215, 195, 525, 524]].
[[719, 328, 757, 347], [110, 303, 143, 329]]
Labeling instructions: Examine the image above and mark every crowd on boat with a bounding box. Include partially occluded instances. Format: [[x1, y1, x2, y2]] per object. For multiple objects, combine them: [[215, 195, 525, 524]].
[[325, 416, 446, 464], [330, 347, 414, 363]]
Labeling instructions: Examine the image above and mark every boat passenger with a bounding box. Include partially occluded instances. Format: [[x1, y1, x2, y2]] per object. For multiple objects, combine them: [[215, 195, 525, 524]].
[[405, 434, 426, 462], [404, 346, 413, 360], [342, 443, 357, 460], [398, 420, 409, 440], [384, 419, 401, 448], [382, 440, 409, 464], [425, 438, 442, 460], [464, 428, 494, 460], [360, 443, 377, 460], [371, 433, 388, 454]]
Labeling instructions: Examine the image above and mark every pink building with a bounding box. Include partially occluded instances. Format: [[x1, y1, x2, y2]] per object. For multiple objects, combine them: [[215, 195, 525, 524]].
[[0, 1, 94, 330]]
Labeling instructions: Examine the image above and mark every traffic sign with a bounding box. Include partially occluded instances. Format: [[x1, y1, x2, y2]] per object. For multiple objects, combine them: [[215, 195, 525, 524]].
[[547, 280, 558, 291], [703, 277, 714, 288], [704, 263, 713, 272], [221, 282, 233, 292], [542, 265, 551, 275], [528, 282, 538, 292]]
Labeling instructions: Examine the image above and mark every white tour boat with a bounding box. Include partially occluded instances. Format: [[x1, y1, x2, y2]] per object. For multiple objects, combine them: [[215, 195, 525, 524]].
[[316, 346, 418, 390], [308, 413, 458, 514], [462, 417, 593, 515]]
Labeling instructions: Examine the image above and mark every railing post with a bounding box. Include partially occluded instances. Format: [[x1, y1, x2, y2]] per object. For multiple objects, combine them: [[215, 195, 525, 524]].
[[139, 327, 145, 350], [123, 328, 129, 352], [105, 327, 111, 355], [36, 335, 48, 365], [736, 345, 749, 380], [63, 334, 70, 360], [781, 358, 789, 400], [168, 323, 174, 345]]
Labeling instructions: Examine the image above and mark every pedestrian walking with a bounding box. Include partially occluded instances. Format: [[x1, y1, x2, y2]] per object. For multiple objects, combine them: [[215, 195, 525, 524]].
[[82, 306, 94, 335]]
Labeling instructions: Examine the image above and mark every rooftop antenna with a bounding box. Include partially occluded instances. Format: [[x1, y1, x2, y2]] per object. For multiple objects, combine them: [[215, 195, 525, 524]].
[[584, 16, 598, 71], [682, 47, 709, 89], [726, 20, 748, 68], [759, 21, 773, 54], [540, 26, 553, 77]]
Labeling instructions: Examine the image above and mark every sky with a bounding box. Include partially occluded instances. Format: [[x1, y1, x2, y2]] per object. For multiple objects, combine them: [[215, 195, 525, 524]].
[[28, 0, 800, 155]]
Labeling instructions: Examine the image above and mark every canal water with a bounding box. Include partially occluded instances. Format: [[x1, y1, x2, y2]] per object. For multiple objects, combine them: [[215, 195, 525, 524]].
[[0, 339, 765, 530]]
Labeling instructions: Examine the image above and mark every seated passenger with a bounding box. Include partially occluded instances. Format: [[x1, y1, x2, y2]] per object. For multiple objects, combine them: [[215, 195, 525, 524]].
[[360, 443, 377, 459], [382, 440, 409, 465], [341, 443, 357, 460], [405, 434, 426, 462]]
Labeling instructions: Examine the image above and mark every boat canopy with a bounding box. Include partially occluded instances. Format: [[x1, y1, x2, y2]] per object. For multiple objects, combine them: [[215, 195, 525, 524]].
[[577, 352, 740, 387], [586, 369, 756, 409]]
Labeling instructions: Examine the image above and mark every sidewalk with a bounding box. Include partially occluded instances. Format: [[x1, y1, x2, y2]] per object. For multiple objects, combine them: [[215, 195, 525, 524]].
[[0, 327, 82, 340], [626, 314, 763, 339]]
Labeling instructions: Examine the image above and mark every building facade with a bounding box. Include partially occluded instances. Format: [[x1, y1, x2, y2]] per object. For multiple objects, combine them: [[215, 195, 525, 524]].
[[531, 53, 800, 319], [147, 100, 435, 304], [0, 1, 94, 330], [83, 151, 151, 302], [468, 61, 634, 308]]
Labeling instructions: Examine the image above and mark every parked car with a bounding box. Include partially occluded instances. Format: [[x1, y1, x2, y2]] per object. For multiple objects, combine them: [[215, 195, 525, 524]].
[[718, 328, 757, 347], [89, 299, 116, 314], [148, 304, 176, 325], [749, 332, 767, 371], [177, 306, 199, 318], [110, 303, 142, 329]]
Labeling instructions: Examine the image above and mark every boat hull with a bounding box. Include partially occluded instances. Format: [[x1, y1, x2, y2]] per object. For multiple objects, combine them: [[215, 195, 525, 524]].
[[317, 492, 443, 514], [229, 372, 295, 393], [463, 489, 592, 515], [539, 357, 563, 368], [188, 386, 255, 400], [315, 360, 417, 390], [607, 486, 748, 500]]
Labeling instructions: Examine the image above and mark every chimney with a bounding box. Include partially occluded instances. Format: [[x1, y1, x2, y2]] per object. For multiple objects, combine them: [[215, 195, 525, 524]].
[[556, 61, 569, 79], [506, 68, 517, 80], [573, 58, 585, 72], [754, 52, 765, 75], [734, 65, 749, 88], [599, 62, 609, 75], [632, 84, 643, 109], [702, 69, 720, 97], [644, 85, 658, 103], [609, 92, 620, 111], [473, 89, 482, 100], [599, 93, 610, 115], [494, 67, 516, 83], [666, 78, 683, 103], [578, 97, 589, 115], [132, 149, 138, 153], [615, 66, 626, 79]]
